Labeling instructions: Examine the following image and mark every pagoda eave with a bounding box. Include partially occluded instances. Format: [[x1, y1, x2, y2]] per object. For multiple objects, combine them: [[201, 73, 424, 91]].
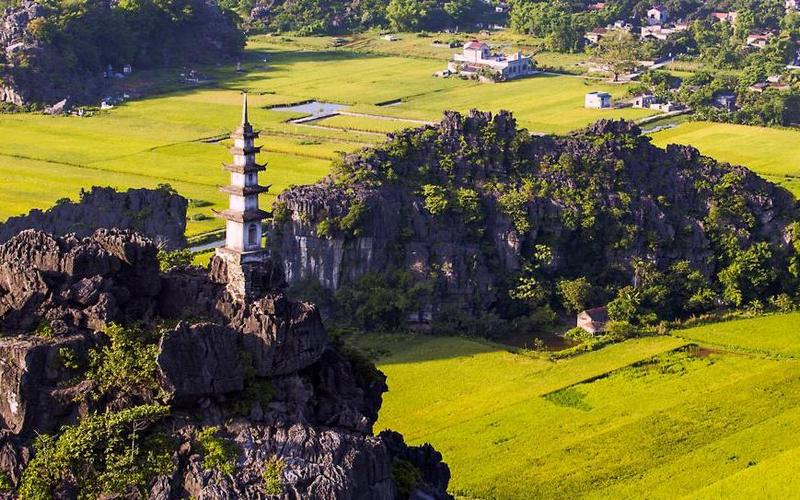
[[219, 185, 270, 196], [230, 129, 260, 139], [222, 163, 266, 173], [214, 209, 269, 223], [229, 145, 262, 155]]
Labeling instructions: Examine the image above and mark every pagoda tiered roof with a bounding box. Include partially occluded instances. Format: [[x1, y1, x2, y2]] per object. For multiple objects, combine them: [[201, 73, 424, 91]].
[[222, 162, 267, 174], [219, 184, 270, 196], [229, 145, 262, 155], [214, 208, 269, 223]]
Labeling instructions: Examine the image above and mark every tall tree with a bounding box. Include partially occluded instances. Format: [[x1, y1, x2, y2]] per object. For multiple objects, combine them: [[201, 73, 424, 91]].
[[591, 30, 640, 81]]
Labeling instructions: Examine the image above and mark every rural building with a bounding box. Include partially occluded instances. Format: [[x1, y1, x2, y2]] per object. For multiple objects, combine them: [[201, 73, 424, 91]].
[[711, 11, 737, 23], [646, 6, 668, 26], [787, 0, 799, 11], [712, 92, 737, 110], [650, 101, 683, 112], [585, 91, 612, 109], [748, 80, 790, 92], [588, 2, 606, 10], [746, 32, 774, 49], [640, 23, 688, 41], [495, 2, 509, 13], [577, 307, 609, 334], [447, 40, 534, 80], [383, 34, 398, 41], [632, 94, 657, 108], [122, 64, 132, 74], [609, 20, 633, 31], [584, 27, 607, 44]]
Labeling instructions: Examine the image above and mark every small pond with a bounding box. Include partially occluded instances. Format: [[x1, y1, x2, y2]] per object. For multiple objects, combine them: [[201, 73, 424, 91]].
[[272, 100, 346, 119]]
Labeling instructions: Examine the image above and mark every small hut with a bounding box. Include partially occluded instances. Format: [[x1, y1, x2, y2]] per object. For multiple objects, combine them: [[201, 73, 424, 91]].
[[577, 306, 608, 334]]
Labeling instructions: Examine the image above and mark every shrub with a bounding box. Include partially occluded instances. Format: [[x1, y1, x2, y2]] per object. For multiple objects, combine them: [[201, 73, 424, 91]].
[[391, 459, 422, 499], [188, 199, 212, 208], [18, 405, 172, 499], [339, 202, 367, 236], [0, 473, 11, 492], [316, 218, 335, 238], [231, 351, 276, 417], [334, 270, 432, 331], [420, 184, 449, 215], [35, 321, 54, 337], [157, 248, 192, 271], [262, 456, 285, 495], [196, 427, 238, 476], [86, 323, 160, 401], [556, 277, 594, 314], [272, 201, 289, 225], [57, 347, 81, 370]]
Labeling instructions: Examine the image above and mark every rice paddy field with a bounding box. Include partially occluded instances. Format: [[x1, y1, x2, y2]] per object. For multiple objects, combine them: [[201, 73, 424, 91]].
[[650, 121, 800, 197], [357, 312, 800, 499], [0, 35, 655, 236]]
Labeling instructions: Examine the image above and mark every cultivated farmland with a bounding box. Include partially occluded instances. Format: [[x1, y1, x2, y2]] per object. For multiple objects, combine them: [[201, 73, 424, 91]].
[[0, 36, 654, 235], [359, 312, 800, 499]]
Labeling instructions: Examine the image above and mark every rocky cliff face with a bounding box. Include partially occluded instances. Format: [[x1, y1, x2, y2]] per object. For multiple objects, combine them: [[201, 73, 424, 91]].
[[270, 111, 798, 313], [0, 229, 450, 498], [0, 186, 188, 249]]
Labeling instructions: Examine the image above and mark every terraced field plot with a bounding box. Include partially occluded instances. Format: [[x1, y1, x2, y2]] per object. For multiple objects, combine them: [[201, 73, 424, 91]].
[[650, 121, 800, 196], [364, 312, 800, 498]]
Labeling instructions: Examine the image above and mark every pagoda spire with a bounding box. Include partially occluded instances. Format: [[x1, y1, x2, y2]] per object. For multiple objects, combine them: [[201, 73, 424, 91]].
[[242, 91, 249, 125]]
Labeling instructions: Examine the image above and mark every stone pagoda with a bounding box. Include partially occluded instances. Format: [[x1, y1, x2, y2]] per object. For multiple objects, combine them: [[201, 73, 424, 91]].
[[212, 92, 271, 300]]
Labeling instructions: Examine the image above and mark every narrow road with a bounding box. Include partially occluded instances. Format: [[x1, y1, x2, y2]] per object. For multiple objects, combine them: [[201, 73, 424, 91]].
[[189, 239, 224, 253]]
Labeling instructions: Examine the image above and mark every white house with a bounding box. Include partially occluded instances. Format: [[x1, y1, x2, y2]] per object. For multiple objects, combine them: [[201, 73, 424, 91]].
[[585, 91, 612, 109], [787, 0, 799, 12], [448, 40, 534, 80], [646, 6, 668, 26], [633, 94, 657, 108]]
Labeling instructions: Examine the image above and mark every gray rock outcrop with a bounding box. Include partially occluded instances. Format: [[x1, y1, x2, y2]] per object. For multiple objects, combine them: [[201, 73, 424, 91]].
[[0, 186, 188, 249], [0, 228, 451, 499]]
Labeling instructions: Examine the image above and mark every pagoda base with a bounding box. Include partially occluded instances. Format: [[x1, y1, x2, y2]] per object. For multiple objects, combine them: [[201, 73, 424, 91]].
[[210, 247, 279, 301]]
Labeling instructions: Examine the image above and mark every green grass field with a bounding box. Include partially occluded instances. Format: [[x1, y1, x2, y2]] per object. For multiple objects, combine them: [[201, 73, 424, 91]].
[[359, 312, 800, 498], [650, 122, 800, 196]]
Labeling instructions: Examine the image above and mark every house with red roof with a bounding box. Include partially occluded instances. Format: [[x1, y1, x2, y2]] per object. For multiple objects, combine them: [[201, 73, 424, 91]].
[[447, 40, 534, 81]]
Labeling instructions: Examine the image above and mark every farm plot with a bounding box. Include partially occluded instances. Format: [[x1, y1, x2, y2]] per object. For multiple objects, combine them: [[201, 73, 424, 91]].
[[308, 114, 426, 134], [365, 317, 800, 498]]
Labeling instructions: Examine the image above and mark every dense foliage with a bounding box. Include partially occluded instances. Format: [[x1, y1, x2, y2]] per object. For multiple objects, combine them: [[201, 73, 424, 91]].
[[292, 112, 800, 336], [251, 0, 498, 35], [19, 405, 173, 499]]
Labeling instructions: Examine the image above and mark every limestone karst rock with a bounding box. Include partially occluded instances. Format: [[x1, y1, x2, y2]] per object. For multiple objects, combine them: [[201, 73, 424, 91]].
[[0, 187, 188, 249], [0, 229, 451, 499], [270, 112, 798, 314]]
